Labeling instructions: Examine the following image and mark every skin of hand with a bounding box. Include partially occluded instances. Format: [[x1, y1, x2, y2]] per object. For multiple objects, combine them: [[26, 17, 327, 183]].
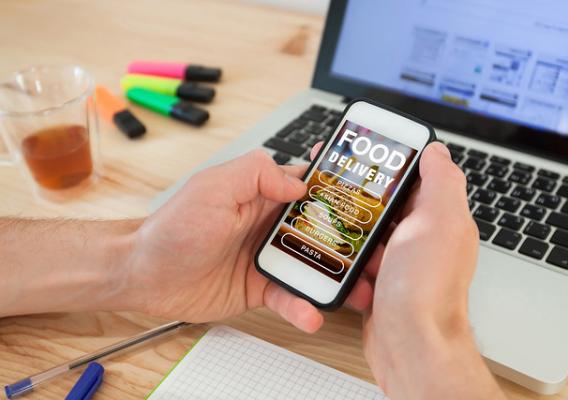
[[125, 149, 373, 333], [359, 142, 506, 399]]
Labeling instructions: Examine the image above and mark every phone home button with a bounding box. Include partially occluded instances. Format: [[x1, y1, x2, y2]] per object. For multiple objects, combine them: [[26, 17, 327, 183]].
[[281, 233, 344, 275]]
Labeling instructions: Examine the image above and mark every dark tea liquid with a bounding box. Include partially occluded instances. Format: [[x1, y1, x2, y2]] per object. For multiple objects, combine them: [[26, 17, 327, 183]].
[[22, 124, 93, 190]]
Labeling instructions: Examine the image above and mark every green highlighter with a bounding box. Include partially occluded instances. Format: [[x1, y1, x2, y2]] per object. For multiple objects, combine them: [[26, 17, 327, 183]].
[[122, 74, 215, 103], [126, 88, 209, 126]]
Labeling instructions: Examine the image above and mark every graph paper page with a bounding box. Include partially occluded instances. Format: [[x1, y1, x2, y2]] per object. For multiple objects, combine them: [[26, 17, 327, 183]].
[[146, 325, 387, 400]]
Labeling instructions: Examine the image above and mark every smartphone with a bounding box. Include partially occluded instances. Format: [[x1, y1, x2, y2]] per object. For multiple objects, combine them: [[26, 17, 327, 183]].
[[255, 99, 436, 309]]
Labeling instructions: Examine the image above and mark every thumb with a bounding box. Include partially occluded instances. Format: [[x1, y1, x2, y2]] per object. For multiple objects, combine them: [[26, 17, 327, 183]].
[[217, 150, 306, 205], [418, 142, 469, 216]]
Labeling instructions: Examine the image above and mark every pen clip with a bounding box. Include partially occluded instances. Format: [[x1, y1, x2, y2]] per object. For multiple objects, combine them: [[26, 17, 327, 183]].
[[65, 363, 104, 400]]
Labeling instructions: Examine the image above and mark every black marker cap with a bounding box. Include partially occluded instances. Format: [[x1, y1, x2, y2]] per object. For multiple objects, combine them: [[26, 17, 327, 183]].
[[175, 82, 215, 103], [112, 110, 146, 139], [170, 102, 209, 126], [184, 65, 222, 82]]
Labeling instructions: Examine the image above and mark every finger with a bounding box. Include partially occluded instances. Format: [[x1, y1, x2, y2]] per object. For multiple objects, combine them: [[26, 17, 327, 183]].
[[310, 142, 324, 161], [213, 150, 307, 205], [418, 142, 469, 215], [281, 163, 308, 179], [264, 283, 324, 333], [345, 277, 373, 311]]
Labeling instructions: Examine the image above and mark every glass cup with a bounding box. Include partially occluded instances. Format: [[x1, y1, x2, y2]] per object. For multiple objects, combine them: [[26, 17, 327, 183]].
[[0, 65, 100, 201]]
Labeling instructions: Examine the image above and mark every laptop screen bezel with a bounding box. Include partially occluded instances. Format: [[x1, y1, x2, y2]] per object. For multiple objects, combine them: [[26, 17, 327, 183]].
[[312, 0, 568, 163]]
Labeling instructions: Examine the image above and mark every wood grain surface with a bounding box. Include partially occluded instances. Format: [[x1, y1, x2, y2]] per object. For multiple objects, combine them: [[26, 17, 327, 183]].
[[0, 1, 564, 398]]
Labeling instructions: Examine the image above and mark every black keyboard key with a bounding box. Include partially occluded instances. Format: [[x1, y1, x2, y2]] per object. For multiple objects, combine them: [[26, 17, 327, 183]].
[[467, 183, 475, 194], [495, 196, 521, 212], [306, 136, 321, 147], [511, 185, 536, 201], [490, 155, 511, 165], [488, 179, 511, 194], [538, 169, 560, 180], [498, 213, 525, 231], [557, 185, 568, 198], [521, 204, 546, 221], [309, 104, 327, 113], [485, 163, 508, 178], [301, 111, 326, 123], [524, 221, 551, 240], [513, 161, 535, 173], [508, 170, 531, 185], [263, 137, 305, 157], [533, 177, 556, 193], [272, 152, 291, 165], [468, 149, 488, 159], [472, 188, 497, 205], [463, 157, 486, 171], [492, 228, 522, 250], [450, 151, 464, 165], [564, 176, 568, 184], [474, 205, 499, 222], [547, 212, 568, 230], [305, 124, 325, 135], [551, 229, 568, 248], [276, 125, 298, 138], [562, 201, 568, 214], [289, 131, 309, 143], [467, 172, 488, 187], [535, 193, 561, 209], [519, 238, 549, 260], [546, 246, 568, 269], [326, 117, 340, 128], [474, 218, 496, 241], [447, 143, 465, 153]]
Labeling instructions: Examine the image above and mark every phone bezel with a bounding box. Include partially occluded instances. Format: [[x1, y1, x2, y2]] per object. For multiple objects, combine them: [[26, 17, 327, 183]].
[[255, 98, 437, 309]]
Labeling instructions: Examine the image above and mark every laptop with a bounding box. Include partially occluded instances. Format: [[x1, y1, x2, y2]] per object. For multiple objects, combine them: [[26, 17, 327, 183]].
[[151, 0, 568, 394]]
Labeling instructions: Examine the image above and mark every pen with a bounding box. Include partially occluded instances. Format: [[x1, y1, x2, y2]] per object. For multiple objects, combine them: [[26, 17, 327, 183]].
[[121, 73, 215, 103], [125, 87, 209, 126], [128, 60, 222, 82], [4, 321, 190, 399], [95, 85, 147, 138], [65, 362, 104, 400]]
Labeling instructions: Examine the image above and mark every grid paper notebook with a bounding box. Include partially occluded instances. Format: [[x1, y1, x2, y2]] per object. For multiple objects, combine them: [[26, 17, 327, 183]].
[[146, 325, 387, 400]]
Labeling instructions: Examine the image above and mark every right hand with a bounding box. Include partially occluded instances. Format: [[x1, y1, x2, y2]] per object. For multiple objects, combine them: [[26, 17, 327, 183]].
[[361, 143, 506, 399]]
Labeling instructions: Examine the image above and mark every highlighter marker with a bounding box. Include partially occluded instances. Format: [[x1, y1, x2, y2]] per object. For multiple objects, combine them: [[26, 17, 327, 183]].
[[125, 87, 209, 126], [127, 61, 222, 82], [121, 74, 215, 103], [95, 85, 146, 138]]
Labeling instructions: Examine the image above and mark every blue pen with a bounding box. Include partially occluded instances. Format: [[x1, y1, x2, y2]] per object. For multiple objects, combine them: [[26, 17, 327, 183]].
[[4, 321, 190, 398], [65, 363, 104, 400]]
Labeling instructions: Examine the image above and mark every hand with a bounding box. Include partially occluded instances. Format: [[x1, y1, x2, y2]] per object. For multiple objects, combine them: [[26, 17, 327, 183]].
[[360, 143, 505, 399], [126, 150, 373, 333]]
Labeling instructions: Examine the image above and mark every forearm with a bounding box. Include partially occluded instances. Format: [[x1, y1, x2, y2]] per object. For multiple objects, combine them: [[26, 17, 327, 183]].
[[0, 218, 142, 317], [381, 316, 507, 400]]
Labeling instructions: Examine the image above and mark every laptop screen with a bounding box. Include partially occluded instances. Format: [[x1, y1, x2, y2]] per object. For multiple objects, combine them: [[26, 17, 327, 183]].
[[328, 0, 568, 139]]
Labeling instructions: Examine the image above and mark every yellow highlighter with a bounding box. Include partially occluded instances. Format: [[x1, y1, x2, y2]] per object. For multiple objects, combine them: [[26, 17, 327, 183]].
[[121, 74, 215, 103]]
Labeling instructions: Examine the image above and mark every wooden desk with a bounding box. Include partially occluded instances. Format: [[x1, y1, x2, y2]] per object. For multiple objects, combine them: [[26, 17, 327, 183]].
[[0, 1, 563, 398]]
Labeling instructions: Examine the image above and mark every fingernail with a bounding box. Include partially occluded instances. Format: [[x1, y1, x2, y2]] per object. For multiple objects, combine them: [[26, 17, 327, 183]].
[[429, 142, 451, 159]]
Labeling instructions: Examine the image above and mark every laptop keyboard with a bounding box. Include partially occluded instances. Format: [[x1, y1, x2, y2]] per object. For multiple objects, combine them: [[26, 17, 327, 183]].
[[262, 104, 568, 272]]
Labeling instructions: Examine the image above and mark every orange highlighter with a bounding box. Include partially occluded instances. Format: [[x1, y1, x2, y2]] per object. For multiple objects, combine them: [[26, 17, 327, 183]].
[[96, 85, 146, 138]]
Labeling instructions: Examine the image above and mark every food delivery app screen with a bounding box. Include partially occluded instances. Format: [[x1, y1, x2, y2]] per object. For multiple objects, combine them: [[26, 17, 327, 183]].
[[270, 120, 418, 282]]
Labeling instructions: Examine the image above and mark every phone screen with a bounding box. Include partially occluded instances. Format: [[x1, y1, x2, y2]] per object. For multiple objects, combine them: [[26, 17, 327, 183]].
[[269, 120, 419, 282]]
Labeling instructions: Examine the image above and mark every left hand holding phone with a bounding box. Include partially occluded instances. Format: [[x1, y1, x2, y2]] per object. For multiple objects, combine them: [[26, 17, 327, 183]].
[[126, 149, 374, 333]]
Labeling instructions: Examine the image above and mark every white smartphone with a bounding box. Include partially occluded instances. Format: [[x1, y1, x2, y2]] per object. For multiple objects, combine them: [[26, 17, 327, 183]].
[[255, 99, 436, 309]]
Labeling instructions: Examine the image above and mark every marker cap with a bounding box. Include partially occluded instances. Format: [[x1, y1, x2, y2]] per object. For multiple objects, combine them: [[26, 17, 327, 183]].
[[113, 110, 146, 139], [171, 103, 209, 126], [176, 82, 215, 103], [185, 65, 222, 82]]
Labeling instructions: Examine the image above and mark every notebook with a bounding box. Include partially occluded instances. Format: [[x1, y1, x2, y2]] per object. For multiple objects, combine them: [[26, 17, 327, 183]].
[[146, 325, 387, 400]]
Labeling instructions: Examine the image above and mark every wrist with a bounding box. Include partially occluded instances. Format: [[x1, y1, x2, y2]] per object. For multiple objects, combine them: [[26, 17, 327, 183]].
[[379, 312, 504, 400]]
